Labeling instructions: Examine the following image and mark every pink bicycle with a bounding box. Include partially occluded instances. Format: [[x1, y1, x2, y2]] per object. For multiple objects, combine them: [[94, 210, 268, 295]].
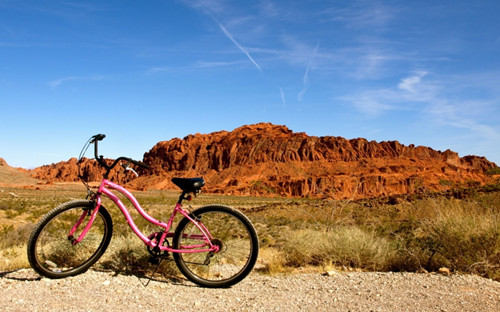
[[27, 134, 259, 288]]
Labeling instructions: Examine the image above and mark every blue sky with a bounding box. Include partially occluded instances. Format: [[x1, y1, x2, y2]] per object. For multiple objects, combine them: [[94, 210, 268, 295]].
[[1, 0, 499, 168]]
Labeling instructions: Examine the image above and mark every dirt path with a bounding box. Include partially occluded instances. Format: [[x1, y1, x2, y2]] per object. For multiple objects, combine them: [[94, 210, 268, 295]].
[[1, 269, 499, 311]]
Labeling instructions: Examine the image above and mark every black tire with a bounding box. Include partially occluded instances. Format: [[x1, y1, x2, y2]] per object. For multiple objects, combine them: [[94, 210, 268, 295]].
[[27, 200, 113, 279], [173, 205, 259, 288]]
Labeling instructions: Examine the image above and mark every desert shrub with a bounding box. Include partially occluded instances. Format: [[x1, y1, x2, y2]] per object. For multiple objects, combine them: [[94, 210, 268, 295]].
[[0, 245, 29, 271], [383, 197, 500, 280], [421, 205, 500, 279], [0, 224, 35, 248], [256, 247, 287, 275], [0, 224, 34, 271], [283, 227, 396, 271]]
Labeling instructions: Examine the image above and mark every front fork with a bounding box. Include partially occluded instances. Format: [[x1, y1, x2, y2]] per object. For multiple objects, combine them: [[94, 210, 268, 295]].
[[68, 199, 101, 245]]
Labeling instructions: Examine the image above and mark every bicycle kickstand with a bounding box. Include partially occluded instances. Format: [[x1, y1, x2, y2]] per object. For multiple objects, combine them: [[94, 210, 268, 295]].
[[141, 257, 164, 287]]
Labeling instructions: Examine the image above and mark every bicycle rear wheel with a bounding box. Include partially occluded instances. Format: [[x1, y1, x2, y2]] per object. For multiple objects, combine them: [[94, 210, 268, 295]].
[[27, 200, 113, 279], [173, 205, 259, 288]]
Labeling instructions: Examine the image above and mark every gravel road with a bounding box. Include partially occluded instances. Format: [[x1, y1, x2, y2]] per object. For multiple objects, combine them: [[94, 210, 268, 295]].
[[1, 269, 499, 311]]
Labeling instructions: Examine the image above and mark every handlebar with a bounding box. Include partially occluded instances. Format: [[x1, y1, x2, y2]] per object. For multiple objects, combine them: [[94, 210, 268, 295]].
[[89, 134, 149, 178], [114, 157, 149, 169], [90, 134, 106, 143]]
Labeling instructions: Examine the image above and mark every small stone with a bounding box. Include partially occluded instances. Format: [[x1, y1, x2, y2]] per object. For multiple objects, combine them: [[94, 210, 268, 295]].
[[438, 267, 451, 275], [322, 270, 337, 276]]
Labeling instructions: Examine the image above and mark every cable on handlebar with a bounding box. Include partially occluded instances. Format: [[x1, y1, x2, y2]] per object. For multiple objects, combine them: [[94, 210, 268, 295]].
[[78, 134, 149, 188], [77, 136, 97, 198], [78, 137, 93, 163]]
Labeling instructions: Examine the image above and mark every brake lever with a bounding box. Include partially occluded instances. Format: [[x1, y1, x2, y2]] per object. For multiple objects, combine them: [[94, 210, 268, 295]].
[[126, 166, 139, 177], [120, 161, 139, 177]]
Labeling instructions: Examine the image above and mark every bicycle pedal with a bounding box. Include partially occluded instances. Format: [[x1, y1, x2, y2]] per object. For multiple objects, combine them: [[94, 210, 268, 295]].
[[148, 257, 160, 265]]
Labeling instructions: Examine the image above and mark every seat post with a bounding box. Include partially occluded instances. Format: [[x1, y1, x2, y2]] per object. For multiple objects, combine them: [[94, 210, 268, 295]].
[[177, 192, 186, 205], [177, 191, 193, 204]]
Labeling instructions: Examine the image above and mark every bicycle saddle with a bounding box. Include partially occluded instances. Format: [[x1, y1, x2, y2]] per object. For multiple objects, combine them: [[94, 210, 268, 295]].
[[171, 177, 205, 193]]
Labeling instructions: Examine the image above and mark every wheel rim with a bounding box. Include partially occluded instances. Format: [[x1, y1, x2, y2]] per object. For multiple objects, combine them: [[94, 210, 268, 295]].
[[176, 210, 255, 283]]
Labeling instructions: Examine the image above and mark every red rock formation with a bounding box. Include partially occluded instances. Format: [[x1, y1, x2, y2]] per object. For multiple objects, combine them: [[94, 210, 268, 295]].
[[130, 123, 497, 198], [28, 123, 498, 199], [30, 157, 136, 185]]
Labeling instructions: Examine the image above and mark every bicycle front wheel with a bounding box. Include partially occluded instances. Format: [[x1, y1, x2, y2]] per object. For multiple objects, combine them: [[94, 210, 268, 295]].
[[27, 200, 113, 279], [173, 205, 259, 288]]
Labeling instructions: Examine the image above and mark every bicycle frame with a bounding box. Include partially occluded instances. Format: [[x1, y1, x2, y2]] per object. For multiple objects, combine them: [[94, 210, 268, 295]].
[[71, 178, 219, 254]]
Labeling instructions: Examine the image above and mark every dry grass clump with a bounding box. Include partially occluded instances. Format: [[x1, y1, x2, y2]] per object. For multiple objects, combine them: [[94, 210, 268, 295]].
[[0, 245, 29, 271], [0, 224, 34, 249], [256, 247, 287, 274], [376, 195, 500, 280], [416, 198, 499, 279], [283, 227, 395, 271], [0, 224, 33, 271], [249, 186, 500, 280]]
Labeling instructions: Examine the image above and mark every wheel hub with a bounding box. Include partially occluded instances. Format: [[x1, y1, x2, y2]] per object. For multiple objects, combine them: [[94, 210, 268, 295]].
[[211, 238, 225, 253]]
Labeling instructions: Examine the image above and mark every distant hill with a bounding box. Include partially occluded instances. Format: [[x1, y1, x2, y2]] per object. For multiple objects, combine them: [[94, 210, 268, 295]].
[[0, 158, 39, 187], [27, 123, 498, 199]]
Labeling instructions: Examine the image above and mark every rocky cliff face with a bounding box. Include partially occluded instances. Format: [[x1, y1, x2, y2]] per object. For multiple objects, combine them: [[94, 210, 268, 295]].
[[130, 123, 496, 199], [29, 123, 497, 199], [30, 157, 136, 185]]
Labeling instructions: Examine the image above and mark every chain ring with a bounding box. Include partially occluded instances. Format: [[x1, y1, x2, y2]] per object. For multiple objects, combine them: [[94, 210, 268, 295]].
[[147, 233, 170, 258]]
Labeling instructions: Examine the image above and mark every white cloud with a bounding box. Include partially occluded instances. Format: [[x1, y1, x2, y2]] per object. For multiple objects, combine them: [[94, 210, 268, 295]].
[[258, 0, 279, 17], [49, 76, 79, 87], [426, 98, 499, 139], [343, 71, 440, 116], [327, 2, 396, 30], [343, 71, 500, 146], [180, 0, 227, 15], [398, 71, 427, 93], [341, 89, 396, 116], [144, 67, 170, 75], [48, 75, 106, 87]]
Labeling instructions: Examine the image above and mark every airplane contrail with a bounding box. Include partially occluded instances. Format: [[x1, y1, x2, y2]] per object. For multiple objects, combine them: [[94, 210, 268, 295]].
[[298, 40, 320, 102], [210, 14, 263, 74], [279, 87, 286, 107]]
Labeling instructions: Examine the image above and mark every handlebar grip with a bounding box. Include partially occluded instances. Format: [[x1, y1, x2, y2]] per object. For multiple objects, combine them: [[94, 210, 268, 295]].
[[90, 134, 106, 143]]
